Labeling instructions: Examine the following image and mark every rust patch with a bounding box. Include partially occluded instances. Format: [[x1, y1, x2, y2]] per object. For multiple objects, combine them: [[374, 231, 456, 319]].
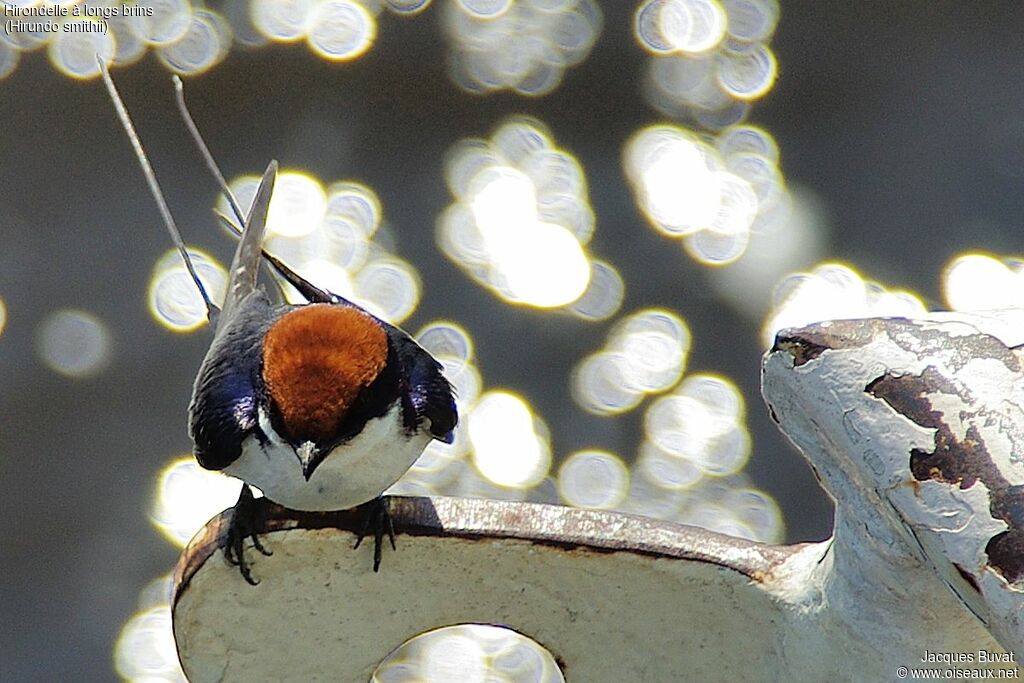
[[985, 485, 1024, 584], [953, 563, 981, 593], [868, 368, 1024, 583], [771, 319, 946, 366], [772, 320, 881, 366], [773, 337, 830, 367]]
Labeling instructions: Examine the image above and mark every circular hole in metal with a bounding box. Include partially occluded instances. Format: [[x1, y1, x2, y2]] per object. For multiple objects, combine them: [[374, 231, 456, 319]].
[[371, 623, 565, 683]]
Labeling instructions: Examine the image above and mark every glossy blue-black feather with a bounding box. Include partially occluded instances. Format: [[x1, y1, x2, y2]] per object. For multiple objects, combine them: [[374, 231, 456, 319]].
[[388, 331, 458, 442], [189, 292, 280, 469]]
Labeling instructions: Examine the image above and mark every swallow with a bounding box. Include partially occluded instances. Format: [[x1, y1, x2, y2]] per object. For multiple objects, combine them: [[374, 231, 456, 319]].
[[98, 61, 457, 585], [191, 164, 457, 583]]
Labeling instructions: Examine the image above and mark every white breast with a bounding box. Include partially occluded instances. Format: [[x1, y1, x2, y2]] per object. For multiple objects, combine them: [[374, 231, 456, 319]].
[[223, 401, 430, 511]]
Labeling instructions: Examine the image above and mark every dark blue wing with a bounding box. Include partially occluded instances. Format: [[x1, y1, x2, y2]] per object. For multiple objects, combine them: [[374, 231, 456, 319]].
[[387, 330, 458, 442], [188, 292, 281, 469]]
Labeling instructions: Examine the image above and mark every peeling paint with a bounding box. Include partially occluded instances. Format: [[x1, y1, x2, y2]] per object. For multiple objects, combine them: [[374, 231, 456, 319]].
[[955, 561, 983, 592], [776, 319, 1022, 374], [773, 337, 830, 367], [763, 311, 1024, 661], [868, 368, 1024, 583]]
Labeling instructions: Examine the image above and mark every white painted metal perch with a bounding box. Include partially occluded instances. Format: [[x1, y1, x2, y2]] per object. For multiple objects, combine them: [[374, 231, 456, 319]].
[[764, 309, 1024, 664], [173, 310, 1024, 681]]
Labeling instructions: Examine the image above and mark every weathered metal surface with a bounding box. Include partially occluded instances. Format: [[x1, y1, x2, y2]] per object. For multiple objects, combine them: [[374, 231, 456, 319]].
[[173, 493, 1014, 682], [763, 309, 1024, 662], [174, 497, 792, 682]]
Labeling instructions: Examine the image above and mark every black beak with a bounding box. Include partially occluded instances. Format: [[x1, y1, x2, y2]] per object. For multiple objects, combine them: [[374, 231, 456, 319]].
[[296, 442, 323, 481]]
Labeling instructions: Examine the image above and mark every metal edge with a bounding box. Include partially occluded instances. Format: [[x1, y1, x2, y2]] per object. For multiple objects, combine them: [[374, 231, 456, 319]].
[[173, 495, 800, 609]]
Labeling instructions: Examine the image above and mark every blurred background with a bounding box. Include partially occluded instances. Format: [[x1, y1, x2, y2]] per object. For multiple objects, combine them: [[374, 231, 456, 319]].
[[3, 0, 1024, 680]]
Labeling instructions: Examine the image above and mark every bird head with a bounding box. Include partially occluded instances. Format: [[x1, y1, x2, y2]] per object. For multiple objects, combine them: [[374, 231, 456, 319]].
[[261, 303, 389, 479]]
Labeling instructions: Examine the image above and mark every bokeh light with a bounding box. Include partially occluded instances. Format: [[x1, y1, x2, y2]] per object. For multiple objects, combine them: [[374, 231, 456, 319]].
[[251, 0, 386, 62], [383, 0, 432, 14], [565, 259, 625, 321], [562, 304, 780, 543], [114, 575, 187, 683], [252, 0, 318, 43], [147, 248, 228, 332], [353, 257, 422, 323], [635, 0, 727, 55], [635, 439, 702, 491], [641, 373, 749, 476], [224, 0, 271, 48], [155, 10, 231, 75], [107, 13, 149, 67], [469, 391, 551, 489], [390, 325, 563, 502], [306, 0, 377, 62], [705, 184, 826, 319], [265, 171, 329, 238], [2, 11, 50, 53], [440, 117, 615, 312], [761, 262, 927, 347], [0, 297, 6, 337], [627, 467, 781, 542], [114, 605, 185, 682], [47, 21, 115, 79], [36, 309, 112, 378], [325, 180, 382, 238], [721, 0, 778, 42], [624, 123, 791, 266], [416, 319, 474, 370], [373, 624, 564, 683], [557, 449, 629, 510], [444, 0, 602, 96], [572, 308, 690, 415], [635, 0, 779, 126], [217, 170, 422, 324], [2, 0, 411, 80], [942, 252, 1024, 311], [131, 0, 193, 46], [717, 43, 777, 100], [150, 456, 243, 547], [724, 485, 783, 541]]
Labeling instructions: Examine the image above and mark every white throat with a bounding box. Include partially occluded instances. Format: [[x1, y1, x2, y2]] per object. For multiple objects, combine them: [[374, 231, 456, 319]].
[[224, 401, 430, 511]]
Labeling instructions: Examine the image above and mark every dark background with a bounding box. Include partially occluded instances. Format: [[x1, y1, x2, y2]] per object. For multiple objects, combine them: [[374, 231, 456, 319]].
[[3, 2, 1024, 680]]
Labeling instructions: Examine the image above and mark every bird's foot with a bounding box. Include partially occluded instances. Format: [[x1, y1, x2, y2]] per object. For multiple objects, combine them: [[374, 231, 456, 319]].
[[223, 484, 272, 585], [353, 496, 396, 572]]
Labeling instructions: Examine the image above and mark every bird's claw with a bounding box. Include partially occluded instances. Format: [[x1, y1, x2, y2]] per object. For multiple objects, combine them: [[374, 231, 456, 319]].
[[353, 497, 396, 572], [223, 484, 271, 585]]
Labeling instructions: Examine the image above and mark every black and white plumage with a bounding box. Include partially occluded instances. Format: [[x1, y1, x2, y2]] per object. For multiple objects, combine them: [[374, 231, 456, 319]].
[[188, 164, 457, 581], [98, 63, 455, 583]]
